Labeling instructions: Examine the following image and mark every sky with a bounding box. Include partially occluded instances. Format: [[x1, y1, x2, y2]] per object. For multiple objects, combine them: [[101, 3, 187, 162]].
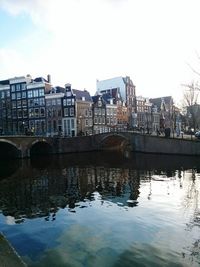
[[1, 0, 200, 104]]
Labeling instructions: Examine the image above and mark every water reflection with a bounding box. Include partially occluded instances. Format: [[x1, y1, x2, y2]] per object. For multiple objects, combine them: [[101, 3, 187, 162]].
[[0, 152, 200, 267], [0, 152, 200, 222]]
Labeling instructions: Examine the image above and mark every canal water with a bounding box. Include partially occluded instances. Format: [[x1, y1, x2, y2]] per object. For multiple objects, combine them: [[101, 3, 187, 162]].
[[0, 151, 200, 267]]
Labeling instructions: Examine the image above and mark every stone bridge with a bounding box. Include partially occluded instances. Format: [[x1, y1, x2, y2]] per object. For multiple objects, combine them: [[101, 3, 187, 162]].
[[1, 132, 200, 159]]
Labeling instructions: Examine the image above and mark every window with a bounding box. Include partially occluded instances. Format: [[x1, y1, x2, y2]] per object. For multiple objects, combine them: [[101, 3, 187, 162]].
[[28, 99, 34, 107], [21, 83, 26, 90], [52, 99, 56, 106], [71, 119, 74, 128], [34, 108, 39, 117], [29, 108, 34, 118], [28, 91, 33, 98], [57, 99, 61, 105], [52, 108, 56, 117], [12, 110, 17, 118], [1, 100, 5, 108], [63, 99, 67, 106], [33, 90, 39, 97], [16, 84, 21, 91], [11, 93, 16, 100], [11, 85, 15, 92], [71, 98, 75, 105], [66, 92, 71, 97], [12, 101, 16, 108], [34, 98, 39, 106], [17, 100, 22, 108], [47, 109, 51, 118], [70, 107, 74, 116], [40, 108, 45, 117], [17, 92, 21, 99], [23, 109, 28, 118], [98, 100, 102, 107], [39, 89, 44, 96], [18, 109, 22, 118], [64, 108, 68, 116], [67, 99, 71, 106], [39, 98, 45, 106], [47, 100, 51, 106], [22, 91, 26, 98]]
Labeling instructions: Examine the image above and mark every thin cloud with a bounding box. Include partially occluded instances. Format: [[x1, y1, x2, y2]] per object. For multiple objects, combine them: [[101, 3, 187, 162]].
[[0, 0, 200, 101]]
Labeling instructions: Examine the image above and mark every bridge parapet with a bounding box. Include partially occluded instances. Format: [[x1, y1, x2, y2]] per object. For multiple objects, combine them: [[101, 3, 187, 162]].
[[1, 133, 200, 158]]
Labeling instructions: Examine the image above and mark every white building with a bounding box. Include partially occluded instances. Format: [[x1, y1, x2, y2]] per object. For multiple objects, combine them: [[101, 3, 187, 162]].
[[96, 76, 137, 128]]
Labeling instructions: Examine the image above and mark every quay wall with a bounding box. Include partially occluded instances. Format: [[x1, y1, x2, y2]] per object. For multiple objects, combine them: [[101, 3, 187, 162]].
[[1, 133, 200, 158], [132, 134, 200, 156]]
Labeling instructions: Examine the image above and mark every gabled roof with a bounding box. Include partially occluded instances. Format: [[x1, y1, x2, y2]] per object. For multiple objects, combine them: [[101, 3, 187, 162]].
[[72, 89, 92, 102], [46, 86, 65, 94], [34, 77, 49, 83], [150, 96, 173, 106], [54, 86, 65, 93], [0, 79, 9, 85], [101, 93, 116, 104], [92, 94, 106, 105], [149, 96, 173, 111]]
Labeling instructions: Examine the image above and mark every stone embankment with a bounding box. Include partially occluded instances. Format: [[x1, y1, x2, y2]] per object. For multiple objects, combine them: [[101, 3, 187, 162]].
[[0, 233, 27, 267]]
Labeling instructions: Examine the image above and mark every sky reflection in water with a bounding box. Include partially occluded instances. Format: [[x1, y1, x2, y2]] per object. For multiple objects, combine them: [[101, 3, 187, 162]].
[[0, 152, 199, 267]]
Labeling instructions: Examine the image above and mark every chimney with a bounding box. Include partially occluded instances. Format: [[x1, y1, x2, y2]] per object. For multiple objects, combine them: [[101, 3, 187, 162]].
[[47, 74, 51, 83], [65, 83, 71, 91]]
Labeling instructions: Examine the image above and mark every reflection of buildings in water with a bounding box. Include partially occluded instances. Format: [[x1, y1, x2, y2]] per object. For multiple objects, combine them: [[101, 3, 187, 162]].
[[178, 169, 200, 264], [0, 165, 143, 222], [2, 162, 198, 224]]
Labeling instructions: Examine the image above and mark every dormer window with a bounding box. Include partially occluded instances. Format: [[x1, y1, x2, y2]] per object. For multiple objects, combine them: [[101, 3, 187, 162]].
[[98, 100, 102, 107], [66, 91, 71, 97]]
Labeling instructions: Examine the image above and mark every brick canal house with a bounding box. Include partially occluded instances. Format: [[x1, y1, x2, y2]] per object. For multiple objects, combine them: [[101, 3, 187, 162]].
[[0, 74, 179, 137], [0, 75, 51, 135]]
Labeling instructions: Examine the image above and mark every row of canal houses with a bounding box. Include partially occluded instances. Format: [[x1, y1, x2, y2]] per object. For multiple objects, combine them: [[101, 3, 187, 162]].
[[0, 74, 181, 136]]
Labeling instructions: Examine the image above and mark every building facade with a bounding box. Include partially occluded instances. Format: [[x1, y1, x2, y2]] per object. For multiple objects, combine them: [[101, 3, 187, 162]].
[[0, 75, 51, 135], [92, 95, 107, 134], [62, 83, 76, 137], [96, 76, 137, 128], [46, 86, 65, 136], [73, 89, 93, 136]]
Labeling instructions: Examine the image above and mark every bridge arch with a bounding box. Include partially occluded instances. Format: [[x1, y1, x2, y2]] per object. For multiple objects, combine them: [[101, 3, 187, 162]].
[[99, 133, 131, 151], [0, 139, 21, 159], [29, 140, 53, 157]]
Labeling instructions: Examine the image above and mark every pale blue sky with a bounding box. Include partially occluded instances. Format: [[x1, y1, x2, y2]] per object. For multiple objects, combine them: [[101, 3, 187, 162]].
[[1, 0, 200, 104]]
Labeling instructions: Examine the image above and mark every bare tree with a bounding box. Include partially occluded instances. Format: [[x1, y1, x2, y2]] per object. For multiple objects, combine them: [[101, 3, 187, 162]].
[[182, 82, 199, 105], [181, 81, 200, 131]]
